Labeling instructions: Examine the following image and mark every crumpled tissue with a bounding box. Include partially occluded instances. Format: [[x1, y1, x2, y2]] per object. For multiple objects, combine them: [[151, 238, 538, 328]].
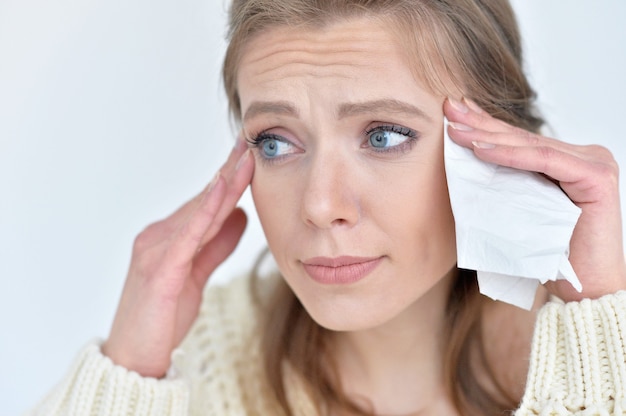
[[443, 118, 582, 310]]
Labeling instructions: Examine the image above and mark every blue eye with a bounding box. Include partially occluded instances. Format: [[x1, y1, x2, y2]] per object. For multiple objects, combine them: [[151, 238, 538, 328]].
[[261, 138, 279, 157], [369, 130, 392, 148], [247, 133, 296, 160], [366, 125, 417, 151]]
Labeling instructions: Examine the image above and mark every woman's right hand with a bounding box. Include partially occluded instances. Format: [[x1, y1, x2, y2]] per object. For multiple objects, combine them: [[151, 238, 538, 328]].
[[101, 138, 254, 378]]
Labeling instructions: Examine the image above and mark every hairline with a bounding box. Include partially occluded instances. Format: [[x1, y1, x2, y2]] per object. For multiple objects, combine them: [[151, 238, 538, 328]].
[[228, 10, 462, 123]]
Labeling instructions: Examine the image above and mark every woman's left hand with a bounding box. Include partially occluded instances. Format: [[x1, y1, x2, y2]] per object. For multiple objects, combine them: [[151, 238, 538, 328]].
[[444, 97, 626, 302]]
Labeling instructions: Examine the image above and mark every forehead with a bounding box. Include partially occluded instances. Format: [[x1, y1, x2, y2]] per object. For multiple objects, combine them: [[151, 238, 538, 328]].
[[238, 18, 404, 78], [236, 18, 442, 116]]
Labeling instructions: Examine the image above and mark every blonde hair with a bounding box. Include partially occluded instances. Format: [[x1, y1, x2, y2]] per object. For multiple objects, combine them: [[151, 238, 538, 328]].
[[224, 1, 543, 414]]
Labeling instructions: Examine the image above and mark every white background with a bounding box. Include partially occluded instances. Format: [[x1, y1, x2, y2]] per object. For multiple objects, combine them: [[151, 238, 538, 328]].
[[1, 1, 625, 413]]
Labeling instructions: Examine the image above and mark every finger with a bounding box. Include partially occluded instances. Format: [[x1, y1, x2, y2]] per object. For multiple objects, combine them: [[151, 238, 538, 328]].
[[190, 208, 247, 287], [163, 173, 228, 271], [445, 121, 576, 158], [219, 135, 250, 178], [469, 142, 616, 203], [444, 97, 513, 134], [200, 148, 255, 246], [157, 137, 248, 233], [443, 98, 575, 153], [159, 141, 253, 268]]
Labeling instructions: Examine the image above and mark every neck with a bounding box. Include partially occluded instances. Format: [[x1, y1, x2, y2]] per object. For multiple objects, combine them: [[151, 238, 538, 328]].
[[331, 269, 458, 415]]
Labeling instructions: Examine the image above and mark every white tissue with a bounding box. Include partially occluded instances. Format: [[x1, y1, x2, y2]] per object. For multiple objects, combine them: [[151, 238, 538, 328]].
[[443, 118, 582, 310]]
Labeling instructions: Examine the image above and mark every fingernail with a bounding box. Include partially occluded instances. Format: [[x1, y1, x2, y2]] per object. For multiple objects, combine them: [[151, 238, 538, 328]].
[[448, 121, 473, 131], [448, 97, 469, 114], [206, 171, 221, 193], [472, 141, 496, 149], [235, 149, 250, 171]]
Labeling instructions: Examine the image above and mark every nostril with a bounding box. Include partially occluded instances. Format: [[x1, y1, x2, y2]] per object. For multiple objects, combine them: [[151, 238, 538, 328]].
[[331, 218, 348, 226]]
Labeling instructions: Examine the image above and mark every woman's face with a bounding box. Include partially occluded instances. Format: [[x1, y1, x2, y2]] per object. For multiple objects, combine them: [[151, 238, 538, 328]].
[[238, 18, 457, 331]]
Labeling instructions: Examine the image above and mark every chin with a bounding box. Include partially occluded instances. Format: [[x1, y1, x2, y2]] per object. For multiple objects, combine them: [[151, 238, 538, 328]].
[[293, 290, 410, 333], [309, 310, 393, 333], [283, 265, 457, 334]]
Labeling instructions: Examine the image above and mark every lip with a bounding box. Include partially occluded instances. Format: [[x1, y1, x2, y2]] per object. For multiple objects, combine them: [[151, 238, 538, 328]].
[[301, 256, 384, 285]]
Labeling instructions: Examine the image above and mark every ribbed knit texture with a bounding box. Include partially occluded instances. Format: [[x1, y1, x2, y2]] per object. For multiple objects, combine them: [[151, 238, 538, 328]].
[[26, 342, 189, 416], [515, 291, 626, 415], [28, 275, 626, 415], [174, 276, 300, 415]]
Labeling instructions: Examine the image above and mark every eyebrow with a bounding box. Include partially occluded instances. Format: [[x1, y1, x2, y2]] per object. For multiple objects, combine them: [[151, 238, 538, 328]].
[[338, 99, 432, 122], [242, 98, 432, 123], [243, 101, 298, 123]]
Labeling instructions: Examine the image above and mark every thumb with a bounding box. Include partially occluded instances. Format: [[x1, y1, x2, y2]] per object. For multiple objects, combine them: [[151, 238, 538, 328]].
[[190, 208, 248, 286]]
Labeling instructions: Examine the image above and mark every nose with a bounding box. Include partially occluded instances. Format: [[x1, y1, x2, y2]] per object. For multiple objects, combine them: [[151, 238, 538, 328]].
[[300, 154, 360, 229]]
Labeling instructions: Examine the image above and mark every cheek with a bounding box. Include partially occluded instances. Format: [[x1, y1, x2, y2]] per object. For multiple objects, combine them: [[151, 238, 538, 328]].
[[379, 159, 456, 262], [250, 169, 298, 254], [421, 168, 457, 264], [251, 173, 280, 238]]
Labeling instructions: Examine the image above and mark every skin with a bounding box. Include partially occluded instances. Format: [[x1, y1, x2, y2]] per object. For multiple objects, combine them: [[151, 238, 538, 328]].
[[445, 99, 626, 302], [102, 141, 255, 377], [239, 20, 458, 414], [238, 21, 457, 333], [239, 18, 626, 414], [101, 15, 626, 416], [238, 21, 456, 414]]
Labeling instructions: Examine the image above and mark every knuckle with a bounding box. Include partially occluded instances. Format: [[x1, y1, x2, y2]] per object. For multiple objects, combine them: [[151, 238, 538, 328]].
[[133, 221, 170, 252], [536, 145, 557, 160], [584, 144, 613, 160], [593, 162, 611, 177], [584, 145, 619, 180], [595, 160, 619, 184], [535, 146, 558, 173], [520, 129, 541, 146], [133, 227, 154, 253]]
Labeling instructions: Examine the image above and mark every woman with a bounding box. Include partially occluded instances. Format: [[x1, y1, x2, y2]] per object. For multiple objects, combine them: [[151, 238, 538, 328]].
[[29, 0, 626, 415]]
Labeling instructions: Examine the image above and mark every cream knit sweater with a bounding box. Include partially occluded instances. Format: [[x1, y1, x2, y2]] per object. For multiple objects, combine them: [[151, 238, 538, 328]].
[[28, 276, 626, 415]]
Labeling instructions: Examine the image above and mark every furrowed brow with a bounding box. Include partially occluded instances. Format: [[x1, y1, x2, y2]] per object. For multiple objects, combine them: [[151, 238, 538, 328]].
[[338, 99, 432, 122], [242, 99, 432, 123], [243, 101, 299, 122]]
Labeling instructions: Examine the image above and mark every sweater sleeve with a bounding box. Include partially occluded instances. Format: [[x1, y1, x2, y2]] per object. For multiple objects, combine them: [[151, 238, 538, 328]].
[[515, 291, 626, 415], [25, 340, 189, 416]]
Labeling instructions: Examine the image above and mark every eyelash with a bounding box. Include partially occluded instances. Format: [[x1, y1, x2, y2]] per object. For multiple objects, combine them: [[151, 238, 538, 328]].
[[245, 132, 292, 166], [246, 124, 419, 165], [246, 131, 280, 148], [363, 124, 419, 154]]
